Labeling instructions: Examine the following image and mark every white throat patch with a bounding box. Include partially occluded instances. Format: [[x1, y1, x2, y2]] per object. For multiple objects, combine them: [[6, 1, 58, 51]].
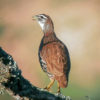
[[38, 21, 44, 30]]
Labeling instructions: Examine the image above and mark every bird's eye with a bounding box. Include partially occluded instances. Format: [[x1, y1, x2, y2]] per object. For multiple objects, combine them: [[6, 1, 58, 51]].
[[40, 16, 44, 19]]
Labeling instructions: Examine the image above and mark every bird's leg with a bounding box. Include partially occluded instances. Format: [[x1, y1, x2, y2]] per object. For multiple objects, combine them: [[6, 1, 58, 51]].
[[57, 82, 61, 93], [44, 79, 55, 91]]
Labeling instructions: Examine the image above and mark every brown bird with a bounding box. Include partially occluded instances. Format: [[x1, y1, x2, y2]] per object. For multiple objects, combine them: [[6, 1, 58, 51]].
[[32, 14, 71, 93]]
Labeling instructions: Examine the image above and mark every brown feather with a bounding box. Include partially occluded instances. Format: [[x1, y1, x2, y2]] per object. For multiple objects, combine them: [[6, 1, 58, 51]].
[[40, 34, 70, 88]]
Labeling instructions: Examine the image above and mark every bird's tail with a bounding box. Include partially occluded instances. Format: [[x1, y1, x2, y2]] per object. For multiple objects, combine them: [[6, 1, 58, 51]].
[[56, 75, 68, 88]]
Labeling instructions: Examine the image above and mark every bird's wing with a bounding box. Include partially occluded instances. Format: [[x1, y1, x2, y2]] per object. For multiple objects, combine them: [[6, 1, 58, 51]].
[[41, 41, 69, 77]]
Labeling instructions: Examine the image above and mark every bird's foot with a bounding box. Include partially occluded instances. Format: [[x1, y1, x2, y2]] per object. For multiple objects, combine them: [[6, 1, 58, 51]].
[[44, 87, 52, 92], [57, 89, 61, 94], [57, 90, 61, 94]]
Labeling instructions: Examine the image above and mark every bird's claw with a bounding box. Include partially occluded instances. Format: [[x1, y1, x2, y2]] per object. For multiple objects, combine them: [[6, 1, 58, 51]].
[[57, 90, 61, 94], [44, 87, 52, 92], [44, 87, 50, 91]]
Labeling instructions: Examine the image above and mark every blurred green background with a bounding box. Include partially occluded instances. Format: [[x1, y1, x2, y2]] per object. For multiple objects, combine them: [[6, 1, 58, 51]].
[[0, 0, 100, 100]]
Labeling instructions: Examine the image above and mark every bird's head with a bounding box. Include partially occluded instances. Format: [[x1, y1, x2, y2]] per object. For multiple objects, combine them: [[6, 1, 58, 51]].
[[32, 14, 54, 35]]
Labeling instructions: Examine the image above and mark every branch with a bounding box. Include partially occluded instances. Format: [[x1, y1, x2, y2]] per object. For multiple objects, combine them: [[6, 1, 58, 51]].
[[0, 47, 71, 100]]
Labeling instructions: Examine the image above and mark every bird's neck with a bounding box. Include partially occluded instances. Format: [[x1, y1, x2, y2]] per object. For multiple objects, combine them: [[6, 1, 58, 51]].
[[41, 19, 58, 44], [43, 26, 54, 36], [43, 32, 57, 44], [42, 20, 54, 37]]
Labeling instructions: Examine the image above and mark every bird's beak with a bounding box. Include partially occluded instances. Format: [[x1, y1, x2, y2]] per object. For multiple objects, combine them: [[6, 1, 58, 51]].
[[32, 15, 37, 20]]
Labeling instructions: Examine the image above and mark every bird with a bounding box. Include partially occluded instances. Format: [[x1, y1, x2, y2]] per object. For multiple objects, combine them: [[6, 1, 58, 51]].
[[32, 14, 71, 93]]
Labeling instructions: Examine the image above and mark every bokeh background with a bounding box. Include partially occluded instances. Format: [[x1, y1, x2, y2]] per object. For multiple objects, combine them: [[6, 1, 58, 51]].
[[0, 0, 100, 100]]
